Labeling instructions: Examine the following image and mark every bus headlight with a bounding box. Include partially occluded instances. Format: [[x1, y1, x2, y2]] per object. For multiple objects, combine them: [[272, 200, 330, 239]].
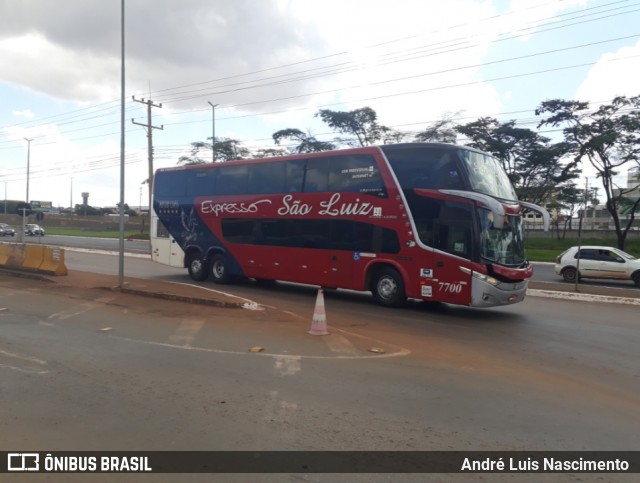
[[459, 266, 500, 286]]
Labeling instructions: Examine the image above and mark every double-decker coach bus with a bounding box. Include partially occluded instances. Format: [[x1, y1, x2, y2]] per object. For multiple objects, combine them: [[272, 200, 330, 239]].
[[151, 143, 549, 308]]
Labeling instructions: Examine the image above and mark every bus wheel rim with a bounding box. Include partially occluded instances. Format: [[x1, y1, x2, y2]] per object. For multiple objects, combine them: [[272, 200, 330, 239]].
[[213, 261, 224, 278], [378, 277, 397, 299]]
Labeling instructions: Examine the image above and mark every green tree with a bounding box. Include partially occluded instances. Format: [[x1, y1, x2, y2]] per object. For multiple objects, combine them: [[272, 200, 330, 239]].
[[253, 148, 288, 158], [414, 112, 459, 143], [178, 137, 250, 164], [315, 107, 385, 147], [455, 117, 577, 205], [272, 128, 335, 153], [536, 96, 640, 249], [74, 204, 101, 216]]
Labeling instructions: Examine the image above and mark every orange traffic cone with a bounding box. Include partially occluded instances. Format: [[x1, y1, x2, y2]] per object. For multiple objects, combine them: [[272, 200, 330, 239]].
[[308, 289, 329, 336]]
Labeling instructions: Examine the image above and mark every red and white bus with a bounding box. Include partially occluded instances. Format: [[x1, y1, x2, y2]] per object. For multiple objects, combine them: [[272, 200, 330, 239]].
[[151, 143, 548, 308]]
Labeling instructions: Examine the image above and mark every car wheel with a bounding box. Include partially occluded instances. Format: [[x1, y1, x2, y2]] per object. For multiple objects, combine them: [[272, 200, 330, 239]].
[[633, 273, 640, 288], [562, 267, 578, 283], [210, 254, 233, 284], [187, 253, 209, 281], [371, 267, 406, 307]]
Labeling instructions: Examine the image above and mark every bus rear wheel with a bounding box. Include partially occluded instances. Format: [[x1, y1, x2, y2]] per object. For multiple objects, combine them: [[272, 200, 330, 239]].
[[187, 253, 209, 281], [371, 267, 406, 307], [210, 254, 233, 284]]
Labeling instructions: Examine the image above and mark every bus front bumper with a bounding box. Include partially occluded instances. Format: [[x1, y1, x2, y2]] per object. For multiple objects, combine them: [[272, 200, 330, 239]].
[[469, 278, 529, 307]]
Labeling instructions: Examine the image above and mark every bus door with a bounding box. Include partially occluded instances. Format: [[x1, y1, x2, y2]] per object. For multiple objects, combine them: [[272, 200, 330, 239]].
[[151, 215, 184, 267], [429, 203, 474, 305]]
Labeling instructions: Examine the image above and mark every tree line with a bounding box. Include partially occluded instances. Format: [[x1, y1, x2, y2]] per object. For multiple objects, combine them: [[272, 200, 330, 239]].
[[178, 96, 640, 249]]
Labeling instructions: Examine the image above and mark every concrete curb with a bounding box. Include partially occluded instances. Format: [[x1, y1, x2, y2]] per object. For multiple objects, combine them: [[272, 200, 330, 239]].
[[111, 286, 245, 309], [527, 289, 640, 305]]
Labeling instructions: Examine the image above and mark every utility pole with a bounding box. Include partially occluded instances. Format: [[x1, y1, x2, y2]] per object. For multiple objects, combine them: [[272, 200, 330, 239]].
[[24, 138, 33, 205], [132, 96, 163, 221], [208, 101, 218, 163]]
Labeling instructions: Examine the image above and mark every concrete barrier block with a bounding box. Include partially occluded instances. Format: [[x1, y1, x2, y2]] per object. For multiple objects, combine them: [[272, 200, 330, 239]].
[[5, 243, 25, 269], [39, 247, 68, 276], [0, 244, 12, 266], [22, 245, 45, 271]]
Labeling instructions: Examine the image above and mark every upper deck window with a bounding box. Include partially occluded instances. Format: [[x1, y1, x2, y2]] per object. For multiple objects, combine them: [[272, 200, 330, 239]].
[[383, 145, 518, 202], [384, 147, 464, 191], [458, 150, 517, 201]]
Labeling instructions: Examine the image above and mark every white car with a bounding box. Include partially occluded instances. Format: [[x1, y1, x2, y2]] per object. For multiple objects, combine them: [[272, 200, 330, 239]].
[[24, 224, 45, 236], [555, 246, 640, 287]]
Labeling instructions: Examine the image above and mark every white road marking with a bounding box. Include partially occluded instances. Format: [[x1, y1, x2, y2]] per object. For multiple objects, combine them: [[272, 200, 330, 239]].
[[274, 356, 301, 376], [170, 282, 265, 311], [322, 333, 359, 355], [107, 335, 411, 361], [0, 349, 49, 375], [168, 318, 206, 347], [48, 297, 116, 320]]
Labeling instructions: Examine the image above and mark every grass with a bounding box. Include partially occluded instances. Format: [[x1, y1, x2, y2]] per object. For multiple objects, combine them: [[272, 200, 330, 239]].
[[525, 237, 640, 262], [42, 228, 640, 262]]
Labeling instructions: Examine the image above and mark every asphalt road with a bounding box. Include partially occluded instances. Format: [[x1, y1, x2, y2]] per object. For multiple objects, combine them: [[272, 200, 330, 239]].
[[1, 249, 639, 482], [25, 234, 640, 290], [22, 234, 150, 255]]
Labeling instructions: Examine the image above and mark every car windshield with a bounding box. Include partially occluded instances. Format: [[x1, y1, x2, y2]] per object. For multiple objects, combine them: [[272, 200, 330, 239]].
[[478, 208, 525, 266], [614, 249, 636, 260]]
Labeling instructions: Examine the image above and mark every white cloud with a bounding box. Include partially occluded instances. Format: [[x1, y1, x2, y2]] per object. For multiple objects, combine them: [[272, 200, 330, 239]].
[[1, 0, 638, 206], [576, 39, 640, 104], [12, 109, 35, 119]]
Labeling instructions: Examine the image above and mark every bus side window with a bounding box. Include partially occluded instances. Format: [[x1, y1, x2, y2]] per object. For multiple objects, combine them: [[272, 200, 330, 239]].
[[156, 170, 187, 197], [217, 165, 249, 195], [156, 219, 170, 239], [188, 169, 214, 197], [248, 163, 286, 194], [329, 155, 387, 197], [285, 159, 305, 193], [303, 158, 329, 192]]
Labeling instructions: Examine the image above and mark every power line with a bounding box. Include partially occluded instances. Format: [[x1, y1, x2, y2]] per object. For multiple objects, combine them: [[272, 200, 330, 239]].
[[1, 0, 636, 139], [0, 0, 638, 178]]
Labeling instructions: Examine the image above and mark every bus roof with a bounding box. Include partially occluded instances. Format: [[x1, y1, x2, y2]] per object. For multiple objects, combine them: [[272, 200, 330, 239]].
[[155, 142, 487, 174]]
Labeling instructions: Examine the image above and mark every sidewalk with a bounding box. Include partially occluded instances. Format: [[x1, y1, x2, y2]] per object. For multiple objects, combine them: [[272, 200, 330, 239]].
[[1, 268, 250, 309]]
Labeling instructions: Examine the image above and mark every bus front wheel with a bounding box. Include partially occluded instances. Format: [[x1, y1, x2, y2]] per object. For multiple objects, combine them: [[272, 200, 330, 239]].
[[210, 254, 233, 284], [371, 267, 406, 307], [187, 253, 209, 281]]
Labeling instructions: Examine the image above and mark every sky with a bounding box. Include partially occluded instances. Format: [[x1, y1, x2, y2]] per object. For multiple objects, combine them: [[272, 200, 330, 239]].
[[1, 0, 639, 209]]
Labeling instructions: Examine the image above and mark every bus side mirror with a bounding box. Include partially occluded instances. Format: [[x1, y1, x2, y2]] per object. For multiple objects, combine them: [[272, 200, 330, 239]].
[[519, 201, 550, 231]]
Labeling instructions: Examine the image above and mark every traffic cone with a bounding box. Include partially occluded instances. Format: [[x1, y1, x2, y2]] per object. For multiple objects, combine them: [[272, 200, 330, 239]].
[[308, 289, 329, 336]]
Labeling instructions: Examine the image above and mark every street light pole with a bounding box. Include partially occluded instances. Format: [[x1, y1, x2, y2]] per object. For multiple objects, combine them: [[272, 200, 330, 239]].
[[24, 138, 33, 204], [118, 0, 126, 288], [208, 101, 218, 163]]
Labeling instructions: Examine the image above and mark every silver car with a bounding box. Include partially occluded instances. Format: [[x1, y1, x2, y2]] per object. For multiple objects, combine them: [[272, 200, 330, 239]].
[[554, 245, 640, 287], [0, 223, 16, 236]]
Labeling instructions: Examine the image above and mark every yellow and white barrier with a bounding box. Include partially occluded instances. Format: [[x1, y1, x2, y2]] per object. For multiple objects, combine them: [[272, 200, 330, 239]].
[[0, 244, 12, 266], [39, 247, 68, 275], [0, 243, 68, 276]]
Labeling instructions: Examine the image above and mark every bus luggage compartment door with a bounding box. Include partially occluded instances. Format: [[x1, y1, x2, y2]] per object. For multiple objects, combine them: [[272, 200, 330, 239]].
[[431, 252, 472, 305]]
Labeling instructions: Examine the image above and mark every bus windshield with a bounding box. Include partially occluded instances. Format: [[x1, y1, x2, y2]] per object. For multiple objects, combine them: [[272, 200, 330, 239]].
[[478, 208, 525, 266], [459, 150, 517, 201]]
